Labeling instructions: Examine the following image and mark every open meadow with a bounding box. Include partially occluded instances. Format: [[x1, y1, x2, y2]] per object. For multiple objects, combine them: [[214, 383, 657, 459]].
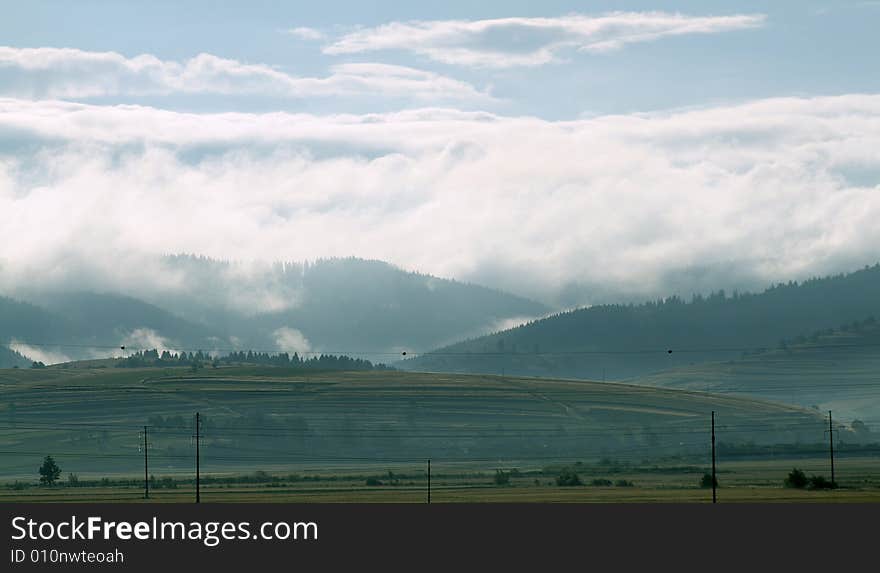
[[3, 364, 876, 502]]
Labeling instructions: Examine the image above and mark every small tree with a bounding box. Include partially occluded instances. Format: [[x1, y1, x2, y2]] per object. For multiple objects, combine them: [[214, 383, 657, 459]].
[[494, 469, 511, 486], [39, 456, 61, 485], [784, 468, 808, 489]]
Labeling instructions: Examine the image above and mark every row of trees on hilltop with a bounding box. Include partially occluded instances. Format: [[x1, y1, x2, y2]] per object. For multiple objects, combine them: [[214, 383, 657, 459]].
[[118, 348, 392, 371]]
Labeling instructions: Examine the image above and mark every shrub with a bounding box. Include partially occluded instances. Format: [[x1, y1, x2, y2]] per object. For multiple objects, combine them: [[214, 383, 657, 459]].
[[365, 477, 382, 486], [700, 473, 717, 488], [808, 475, 837, 490], [784, 468, 809, 489], [555, 469, 582, 486], [67, 473, 79, 487], [591, 478, 613, 487], [494, 469, 511, 486], [615, 479, 634, 487]]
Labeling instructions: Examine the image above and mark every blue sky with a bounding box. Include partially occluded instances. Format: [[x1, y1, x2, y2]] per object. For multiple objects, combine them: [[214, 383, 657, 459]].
[[0, 1, 878, 307], [3, 1, 878, 117]]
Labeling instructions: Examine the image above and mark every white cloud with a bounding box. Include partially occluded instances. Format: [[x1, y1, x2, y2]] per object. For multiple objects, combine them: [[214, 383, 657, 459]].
[[121, 328, 175, 353], [288, 27, 326, 41], [8, 341, 71, 365], [0, 94, 878, 306], [324, 12, 766, 68], [273, 327, 312, 355], [0, 46, 493, 102]]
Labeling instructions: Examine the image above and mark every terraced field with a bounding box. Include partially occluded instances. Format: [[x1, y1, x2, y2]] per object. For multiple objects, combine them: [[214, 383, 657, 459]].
[[1, 365, 828, 486]]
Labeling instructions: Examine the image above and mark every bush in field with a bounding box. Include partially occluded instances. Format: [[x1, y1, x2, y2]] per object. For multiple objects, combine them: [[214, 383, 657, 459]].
[[808, 475, 837, 490], [591, 478, 613, 487], [67, 473, 79, 487], [494, 469, 511, 486], [700, 473, 717, 488], [784, 468, 808, 489], [615, 479, 634, 487], [365, 477, 383, 486], [555, 469, 582, 486]]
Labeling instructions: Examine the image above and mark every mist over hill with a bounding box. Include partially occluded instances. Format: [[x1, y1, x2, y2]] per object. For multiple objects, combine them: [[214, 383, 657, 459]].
[[403, 263, 880, 380], [1, 256, 548, 364]]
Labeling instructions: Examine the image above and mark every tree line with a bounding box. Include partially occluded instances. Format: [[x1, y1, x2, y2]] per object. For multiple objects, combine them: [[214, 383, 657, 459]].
[[117, 348, 392, 371]]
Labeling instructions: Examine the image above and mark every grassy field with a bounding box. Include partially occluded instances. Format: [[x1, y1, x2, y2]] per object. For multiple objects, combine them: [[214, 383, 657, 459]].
[[3, 456, 878, 503], [3, 364, 874, 502]]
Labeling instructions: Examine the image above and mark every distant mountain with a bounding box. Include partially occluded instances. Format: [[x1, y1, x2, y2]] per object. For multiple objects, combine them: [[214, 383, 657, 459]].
[[41, 292, 219, 347], [0, 293, 219, 364], [402, 263, 880, 380], [2, 257, 548, 364], [120, 256, 549, 356], [0, 296, 76, 342]]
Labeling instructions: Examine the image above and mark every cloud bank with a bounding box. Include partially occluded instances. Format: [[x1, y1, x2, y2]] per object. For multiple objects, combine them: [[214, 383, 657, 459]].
[[0, 94, 878, 306], [324, 12, 766, 67], [0, 47, 492, 102]]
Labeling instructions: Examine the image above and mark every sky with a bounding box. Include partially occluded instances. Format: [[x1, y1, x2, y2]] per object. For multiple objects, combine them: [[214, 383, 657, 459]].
[[0, 1, 879, 306]]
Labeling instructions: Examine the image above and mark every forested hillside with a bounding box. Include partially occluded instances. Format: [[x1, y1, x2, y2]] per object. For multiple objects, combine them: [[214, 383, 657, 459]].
[[403, 264, 880, 380]]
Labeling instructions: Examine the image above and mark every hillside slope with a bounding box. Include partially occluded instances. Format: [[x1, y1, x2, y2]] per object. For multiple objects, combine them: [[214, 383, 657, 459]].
[[0, 366, 827, 478], [1, 293, 221, 363], [402, 264, 880, 380], [637, 317, 880, 424]]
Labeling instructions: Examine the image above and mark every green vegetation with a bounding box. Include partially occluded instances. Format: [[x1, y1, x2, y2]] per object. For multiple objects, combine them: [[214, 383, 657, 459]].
[[3, 456, 878, 503], [0, 366, 831, 481], [783, 468, 837, 490], [404, 264, 880, 380], [700, 473, 717, 488], [639, 317, 880, 421], [784, 468, 809, 489], [38, 455, 61, 485], [119, 348, 391, 371], [556, 469, 582, 486], [1, 364, 875, 503]]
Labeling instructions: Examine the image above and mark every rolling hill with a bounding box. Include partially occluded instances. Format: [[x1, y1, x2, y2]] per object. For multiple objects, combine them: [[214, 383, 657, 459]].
[[402, 263, 880, 380], [0, 365, 828, 479]]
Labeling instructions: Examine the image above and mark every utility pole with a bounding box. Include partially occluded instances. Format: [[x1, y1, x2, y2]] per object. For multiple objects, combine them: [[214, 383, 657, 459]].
[[828, 410, 835, 486], [427, 459, 431, 504], [711, 411, 717, 504], [195, 412, 201, 503], [142, 426, 149, 499]]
